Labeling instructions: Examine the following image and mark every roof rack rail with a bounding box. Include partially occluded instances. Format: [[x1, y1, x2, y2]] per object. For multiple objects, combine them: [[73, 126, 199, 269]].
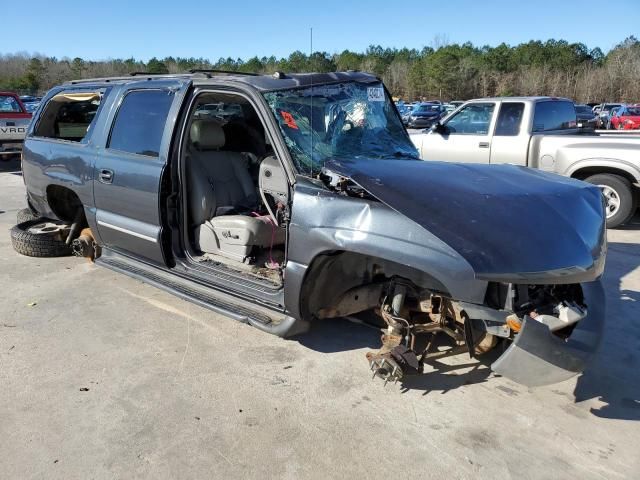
[[188, 69, 259, 77], [129, 71, 174, 76]]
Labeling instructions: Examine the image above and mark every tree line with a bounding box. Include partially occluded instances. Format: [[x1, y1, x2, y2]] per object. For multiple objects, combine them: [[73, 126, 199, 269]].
[[1, 36, 639, 102]]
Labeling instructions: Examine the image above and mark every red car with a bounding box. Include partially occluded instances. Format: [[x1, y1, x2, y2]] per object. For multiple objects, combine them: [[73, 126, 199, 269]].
[[0, 92, 32, 158], [609, 104, 640, 130]]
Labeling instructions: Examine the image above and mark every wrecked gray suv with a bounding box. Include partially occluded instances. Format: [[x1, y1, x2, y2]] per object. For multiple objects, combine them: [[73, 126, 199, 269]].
[[14, 71, 606, 387]]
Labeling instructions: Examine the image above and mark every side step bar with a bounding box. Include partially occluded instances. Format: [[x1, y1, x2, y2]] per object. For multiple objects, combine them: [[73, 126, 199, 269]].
[[96, 249, 309, 338]]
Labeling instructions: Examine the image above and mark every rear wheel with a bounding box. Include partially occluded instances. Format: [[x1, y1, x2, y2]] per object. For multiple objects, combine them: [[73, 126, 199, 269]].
[[10, 219, 73, 257], [584, 173, 637, 228]]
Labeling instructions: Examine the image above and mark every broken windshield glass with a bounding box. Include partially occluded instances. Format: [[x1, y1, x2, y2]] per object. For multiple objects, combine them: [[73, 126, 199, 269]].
[[263, 81, 418, 175]]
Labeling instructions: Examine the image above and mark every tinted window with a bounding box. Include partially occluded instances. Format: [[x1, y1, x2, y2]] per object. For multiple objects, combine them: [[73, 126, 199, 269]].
[[495, 102, 524, 136], [626, 107, 640, 116], [33, 91, 103, 142], [0, 95, 23, 113], [108, 90, 174, 157], [532, 101, 576, 132], [445, 103, 495, 135]]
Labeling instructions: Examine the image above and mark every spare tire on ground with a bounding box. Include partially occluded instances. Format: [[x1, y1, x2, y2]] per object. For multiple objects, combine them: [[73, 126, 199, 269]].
[[16, 207, 39, 224], [10, 219, 73, 257]]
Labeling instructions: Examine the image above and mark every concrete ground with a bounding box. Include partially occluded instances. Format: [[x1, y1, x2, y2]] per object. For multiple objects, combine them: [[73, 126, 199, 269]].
[[1, 156, 639, 480]]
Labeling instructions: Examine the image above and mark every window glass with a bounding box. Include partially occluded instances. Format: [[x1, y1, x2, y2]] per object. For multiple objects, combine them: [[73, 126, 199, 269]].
[[0, 95, 23, 113], [495, 103, 524, 136], [532, 101, 576, 132], [263, 81, 417, 175], [626, 107, 640, 116], [33, 91, 103, 142], [444, 103, 495, 134], [108, 90, 174, 157]]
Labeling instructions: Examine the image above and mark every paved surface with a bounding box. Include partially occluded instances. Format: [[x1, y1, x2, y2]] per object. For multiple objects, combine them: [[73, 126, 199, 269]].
[[1, 157, 639, 479]]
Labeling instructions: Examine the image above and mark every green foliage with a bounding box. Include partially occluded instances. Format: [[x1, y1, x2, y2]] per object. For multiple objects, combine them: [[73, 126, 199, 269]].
[[1, 36, 639, 102]]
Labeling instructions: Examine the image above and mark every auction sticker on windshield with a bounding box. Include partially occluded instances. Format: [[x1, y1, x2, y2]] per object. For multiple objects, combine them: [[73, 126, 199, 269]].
[[367, 87, 385, 102]]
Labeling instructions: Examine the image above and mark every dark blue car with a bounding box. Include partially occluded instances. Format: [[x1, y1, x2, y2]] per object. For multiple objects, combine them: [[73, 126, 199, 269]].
[[403, 102, 446, 128]]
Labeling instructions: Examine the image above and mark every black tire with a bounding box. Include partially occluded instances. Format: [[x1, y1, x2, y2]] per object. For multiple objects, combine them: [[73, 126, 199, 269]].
[[16, 207, 39, 224], [584, 173, 638, 228], [10, 219, 73, 257]]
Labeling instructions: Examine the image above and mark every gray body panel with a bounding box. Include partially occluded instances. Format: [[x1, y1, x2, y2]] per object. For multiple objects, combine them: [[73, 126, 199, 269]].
[[322, 157, 606, 283], [283, 177, 487, 320]]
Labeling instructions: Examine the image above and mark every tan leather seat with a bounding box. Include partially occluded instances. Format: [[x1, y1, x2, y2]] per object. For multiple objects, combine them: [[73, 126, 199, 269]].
[[186, 120, 284, 262]]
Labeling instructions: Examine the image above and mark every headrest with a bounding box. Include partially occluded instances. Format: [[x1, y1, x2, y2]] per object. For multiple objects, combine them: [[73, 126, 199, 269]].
[[190, 120, 225, 150]]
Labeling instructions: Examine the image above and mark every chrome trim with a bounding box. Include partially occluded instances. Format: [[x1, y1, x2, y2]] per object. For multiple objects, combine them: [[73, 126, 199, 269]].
[[97, 220, 157, 243]]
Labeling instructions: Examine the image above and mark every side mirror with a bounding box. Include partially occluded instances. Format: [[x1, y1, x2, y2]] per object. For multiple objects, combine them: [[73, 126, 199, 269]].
[[431, 122, 446, 134]]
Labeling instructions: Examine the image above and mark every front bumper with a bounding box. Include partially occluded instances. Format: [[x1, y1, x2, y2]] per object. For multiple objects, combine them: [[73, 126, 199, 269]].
[[491, 280, 605, 387]]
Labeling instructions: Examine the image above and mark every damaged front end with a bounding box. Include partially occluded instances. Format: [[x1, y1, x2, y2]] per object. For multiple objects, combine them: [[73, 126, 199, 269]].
[[362, 278, 605, 387]]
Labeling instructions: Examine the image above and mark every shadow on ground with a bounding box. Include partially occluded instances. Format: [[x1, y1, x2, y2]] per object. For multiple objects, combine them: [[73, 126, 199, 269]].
[[296, 315, 504, 393], [574, 241, 640, 420], [295, 317, 380, 354]]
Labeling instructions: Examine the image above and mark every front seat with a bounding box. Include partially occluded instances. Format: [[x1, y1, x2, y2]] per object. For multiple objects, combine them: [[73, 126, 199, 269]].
[[187, 119, 285, 262]]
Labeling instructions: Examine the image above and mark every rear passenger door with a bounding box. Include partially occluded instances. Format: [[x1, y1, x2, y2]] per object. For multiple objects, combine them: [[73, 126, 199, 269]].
[[93, 80, 190, 265]]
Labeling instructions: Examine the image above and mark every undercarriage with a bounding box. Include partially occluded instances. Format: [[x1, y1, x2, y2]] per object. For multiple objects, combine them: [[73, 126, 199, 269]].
[[327, 278, 590, 386]]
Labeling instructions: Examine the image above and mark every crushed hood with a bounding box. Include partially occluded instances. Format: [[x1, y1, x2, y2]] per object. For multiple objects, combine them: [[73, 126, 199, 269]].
[[324, 157, 606, 281]]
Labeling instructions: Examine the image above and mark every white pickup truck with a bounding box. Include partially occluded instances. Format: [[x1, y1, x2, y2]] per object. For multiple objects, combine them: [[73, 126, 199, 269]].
[[411, 96, 640, 227], [0, 92, 32, 159]]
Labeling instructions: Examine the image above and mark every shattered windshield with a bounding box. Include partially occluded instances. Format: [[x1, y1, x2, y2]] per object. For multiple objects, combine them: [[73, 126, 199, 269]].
[[263, 81, 418, 175]]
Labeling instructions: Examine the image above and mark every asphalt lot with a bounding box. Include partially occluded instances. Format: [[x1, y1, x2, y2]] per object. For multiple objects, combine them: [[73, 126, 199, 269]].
[[1, 156, 639, 480]]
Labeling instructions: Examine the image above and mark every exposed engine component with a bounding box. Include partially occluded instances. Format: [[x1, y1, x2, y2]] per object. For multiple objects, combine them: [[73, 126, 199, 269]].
[[365, 278, 587, 385]]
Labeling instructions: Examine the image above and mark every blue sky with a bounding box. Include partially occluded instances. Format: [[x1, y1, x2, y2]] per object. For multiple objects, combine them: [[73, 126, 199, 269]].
[[4, 0, 639, 61]]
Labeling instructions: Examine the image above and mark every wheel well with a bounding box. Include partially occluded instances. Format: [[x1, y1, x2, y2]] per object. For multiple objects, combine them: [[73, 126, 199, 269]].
[[300, 251, 447, 321], [46, 185, 85, 223], [571, 166, 638, 185]]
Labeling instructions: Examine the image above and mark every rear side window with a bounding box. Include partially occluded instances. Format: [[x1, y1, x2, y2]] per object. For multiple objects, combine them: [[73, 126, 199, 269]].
[[108, 90, 174, 157], [33, 91, 104, 142], [495, 103, 524, 136], [533, 101, 576, 132], [0, 95, 23, 113]]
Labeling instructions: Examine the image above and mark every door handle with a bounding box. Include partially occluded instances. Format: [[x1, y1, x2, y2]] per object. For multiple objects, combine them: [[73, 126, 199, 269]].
[[99, 169, 114, 184], [478, 142, 490, 149]]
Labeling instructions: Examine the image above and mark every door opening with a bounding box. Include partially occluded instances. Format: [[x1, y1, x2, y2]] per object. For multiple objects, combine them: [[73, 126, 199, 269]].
[[179, 91, 290, 287]]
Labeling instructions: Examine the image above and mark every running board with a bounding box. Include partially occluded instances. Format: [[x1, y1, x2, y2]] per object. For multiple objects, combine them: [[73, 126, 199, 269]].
[[95, 249, 309, 338]]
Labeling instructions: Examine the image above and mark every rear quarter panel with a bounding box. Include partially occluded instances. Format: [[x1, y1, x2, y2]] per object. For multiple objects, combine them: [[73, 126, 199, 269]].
[[21, 87, 101, 220]]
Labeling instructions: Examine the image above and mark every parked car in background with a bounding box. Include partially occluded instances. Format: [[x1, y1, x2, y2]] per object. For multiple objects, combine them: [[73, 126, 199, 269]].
[[403, 102, 446, 128], [609, 104, 640, 130], [411, 96, 640, 227], [575, 103, 597, 128], [596, 103, 622, 128], [0, 92, 32, 159]]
